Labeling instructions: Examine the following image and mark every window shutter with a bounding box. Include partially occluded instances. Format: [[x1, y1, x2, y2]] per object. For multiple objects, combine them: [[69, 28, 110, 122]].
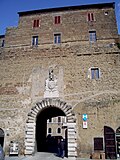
[[37, 20, 39, 27], [55, 16, 57, 24], [91, 13, 94, 21], [55, 16, 61, 24], [88, 13, 90, 21], [36, 36, 38, 45], [33, 20, 36, 27], [58, 16, 60, 24], [32, 37, 34, 45], [33, 19, 39, 27]]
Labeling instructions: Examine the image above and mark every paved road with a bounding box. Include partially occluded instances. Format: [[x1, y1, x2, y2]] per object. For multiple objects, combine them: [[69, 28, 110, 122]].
[[5, 152, 77, 160], [5, 152, 120, 160]]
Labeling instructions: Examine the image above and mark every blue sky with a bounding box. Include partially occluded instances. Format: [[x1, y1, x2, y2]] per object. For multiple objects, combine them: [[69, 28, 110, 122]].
[[0, 0, 120, 35]]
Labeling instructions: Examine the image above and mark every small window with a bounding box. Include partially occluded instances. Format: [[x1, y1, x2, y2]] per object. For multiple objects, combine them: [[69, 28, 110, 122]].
[[87, 13, 95, 21], [32, 36, 38, 46], [54, 33, 61, 44], [104, 11, 108, 16], [54, 16, 61, 24], [48, 128, 52, 134], [91, 68, 100, 79], [48, 118, 52, 123], [58, 117, 61, 123], [94, 137, 103, 150], [89, 31, 96, 42], [1, 40, 5, 47], [33, 19, 40, 28], [57, 128, 61, 134]]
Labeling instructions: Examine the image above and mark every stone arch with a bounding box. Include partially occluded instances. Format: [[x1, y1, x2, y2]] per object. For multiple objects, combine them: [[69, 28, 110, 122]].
[[24, 98, 77, 158]]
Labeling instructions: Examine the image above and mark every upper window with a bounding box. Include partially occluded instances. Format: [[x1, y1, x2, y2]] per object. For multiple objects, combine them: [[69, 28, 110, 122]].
[[33, 19, 40, 28], [54, 33, 61, 44], [48, 118, 52, 123], [48, 128, 52, 134], [58, 117, 61, 123], [57, 128, 61, 134], [91, 68, 100, 79], [32, 36, 38, 46], [54, 16, 61, 24], [87, 13, 95, 21], [104, 11, 108, 16], [89, 31, 96, 42]]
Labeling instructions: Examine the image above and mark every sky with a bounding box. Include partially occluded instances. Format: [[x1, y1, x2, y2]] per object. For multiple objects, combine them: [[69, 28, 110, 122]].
[[0, 0, 120, 35]]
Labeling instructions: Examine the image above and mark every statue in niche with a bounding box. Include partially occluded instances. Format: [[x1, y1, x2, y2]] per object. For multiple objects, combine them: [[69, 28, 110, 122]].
[[44, 68, 59, 98]]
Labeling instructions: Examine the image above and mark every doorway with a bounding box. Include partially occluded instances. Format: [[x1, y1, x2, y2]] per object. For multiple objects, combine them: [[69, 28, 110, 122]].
[[116, 127, 120, 158], [104, 126, 117, 159], [25, 99, 76, 157], [36, 106, 67, 155], [0, 128, 4, 147]]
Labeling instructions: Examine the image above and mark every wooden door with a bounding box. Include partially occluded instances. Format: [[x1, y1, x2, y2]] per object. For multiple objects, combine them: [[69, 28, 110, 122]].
[[104, 126, 117, 159], [116, 127, 120, 158]]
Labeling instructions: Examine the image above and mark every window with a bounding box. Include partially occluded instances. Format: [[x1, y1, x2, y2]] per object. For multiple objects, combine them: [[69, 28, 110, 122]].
[[32, 36, 38, 46], [91, 68, 100, 79], [58, 117, 61, 123], [57, 128, 61, 134], [33, 19, 40, 28], [94, 138, 103, 150], [1, 40, 5, 47], [48, 118, 52, 123], [54, 16, 61, 24], [54, 34, 61, 44], [89, 31, 96, 42], [104, 11, 108, 16], [87, 13, 95, 21], [48, 128, 52, 134]]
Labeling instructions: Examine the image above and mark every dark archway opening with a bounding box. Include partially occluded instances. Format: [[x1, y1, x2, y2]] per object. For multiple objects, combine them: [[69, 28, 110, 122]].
[[0, 129, 4, 147], [36, 106, 67, 155]]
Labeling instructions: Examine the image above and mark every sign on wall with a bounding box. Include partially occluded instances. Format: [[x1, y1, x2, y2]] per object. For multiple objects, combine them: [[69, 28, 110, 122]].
[[82, 114, 88, 121], [83, 121, 88, 129], [82, 114, 88, 129]]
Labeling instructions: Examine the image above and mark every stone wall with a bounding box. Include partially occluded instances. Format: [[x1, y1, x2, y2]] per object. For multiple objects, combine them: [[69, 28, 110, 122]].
[[0, 45, 120, 156], [4, 4, 118, 48], [0, 3, 120, 158]]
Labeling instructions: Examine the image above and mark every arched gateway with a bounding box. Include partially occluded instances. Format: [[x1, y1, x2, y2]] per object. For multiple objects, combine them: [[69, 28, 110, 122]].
[[24, 98, 77, 158]]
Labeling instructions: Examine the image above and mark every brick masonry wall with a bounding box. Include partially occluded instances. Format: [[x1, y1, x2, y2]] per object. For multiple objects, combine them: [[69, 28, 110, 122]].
[[0, 3, 120, 157], [0, 45, 120, 156], [4, 6, 118, 47]]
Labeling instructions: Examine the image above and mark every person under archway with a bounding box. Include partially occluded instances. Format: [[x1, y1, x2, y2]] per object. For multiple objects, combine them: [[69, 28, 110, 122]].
[[60, 139, 65, 158]]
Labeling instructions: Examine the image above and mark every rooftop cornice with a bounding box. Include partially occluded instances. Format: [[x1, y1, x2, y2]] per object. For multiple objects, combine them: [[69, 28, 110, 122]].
[[18, 2, 115, 16]]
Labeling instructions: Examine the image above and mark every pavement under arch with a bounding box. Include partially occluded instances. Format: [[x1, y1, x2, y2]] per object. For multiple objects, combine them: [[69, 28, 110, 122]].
[[5, 152, 77, 160]]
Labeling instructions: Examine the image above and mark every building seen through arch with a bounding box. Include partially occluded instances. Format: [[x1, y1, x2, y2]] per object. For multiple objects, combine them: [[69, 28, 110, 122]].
[[36, 107, 66, 152]]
